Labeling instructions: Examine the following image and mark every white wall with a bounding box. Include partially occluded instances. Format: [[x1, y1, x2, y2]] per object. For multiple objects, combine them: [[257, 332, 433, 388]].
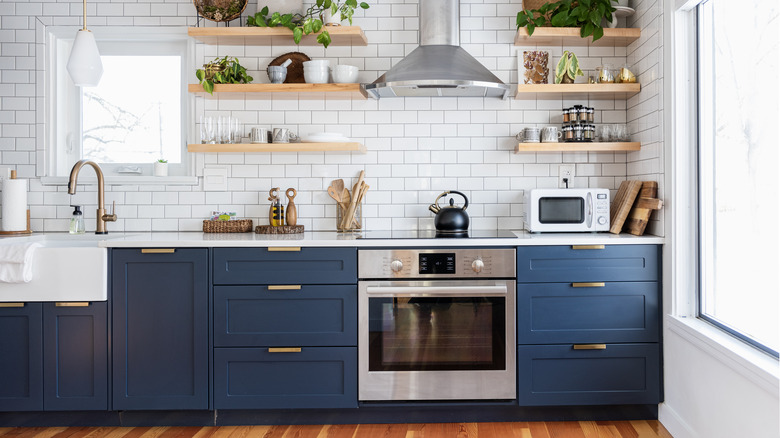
[[0, 0, 663, 233]]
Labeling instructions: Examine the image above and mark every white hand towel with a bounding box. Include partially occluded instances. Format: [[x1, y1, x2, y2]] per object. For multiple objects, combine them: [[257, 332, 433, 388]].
[[0, 242, 41, 283]]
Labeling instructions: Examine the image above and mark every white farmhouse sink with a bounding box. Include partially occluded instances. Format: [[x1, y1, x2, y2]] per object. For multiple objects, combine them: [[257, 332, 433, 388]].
[[0, 234, 114, 302]]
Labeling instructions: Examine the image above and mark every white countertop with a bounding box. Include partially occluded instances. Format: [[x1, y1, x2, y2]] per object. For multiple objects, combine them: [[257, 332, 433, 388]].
[[27, 230, 664, 248]]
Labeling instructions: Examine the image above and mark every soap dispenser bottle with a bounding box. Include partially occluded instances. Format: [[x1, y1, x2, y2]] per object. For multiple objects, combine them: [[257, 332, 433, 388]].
[[69, 205, 85, 234]]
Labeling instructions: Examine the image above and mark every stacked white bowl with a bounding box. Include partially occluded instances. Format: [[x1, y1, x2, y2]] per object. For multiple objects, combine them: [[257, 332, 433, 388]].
[[332, 65, 359, 83], [303, 60, 331, 84]]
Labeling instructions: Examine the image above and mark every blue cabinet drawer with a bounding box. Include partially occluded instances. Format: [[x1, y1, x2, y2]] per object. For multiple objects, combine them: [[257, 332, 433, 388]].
[[214, 285, 357, 347], [517, 344, 661, 406], [213, 247, 357, 285], [213, 347, 357, 409], [517, 282, 659, 344], [517, 245, 660, 283]]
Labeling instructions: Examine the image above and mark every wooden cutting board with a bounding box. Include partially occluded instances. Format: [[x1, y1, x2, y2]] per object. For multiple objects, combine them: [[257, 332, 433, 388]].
[[625, 181, 663, 236], [609, 180, 643, 234]]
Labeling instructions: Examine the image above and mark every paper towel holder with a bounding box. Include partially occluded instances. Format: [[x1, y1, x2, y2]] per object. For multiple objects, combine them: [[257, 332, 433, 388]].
[[0, 170, 32, 235]]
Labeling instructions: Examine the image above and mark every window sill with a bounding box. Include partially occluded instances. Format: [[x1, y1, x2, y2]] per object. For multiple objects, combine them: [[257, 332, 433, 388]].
[[665, 315, 779, 394], [40, 176, 199, 186]]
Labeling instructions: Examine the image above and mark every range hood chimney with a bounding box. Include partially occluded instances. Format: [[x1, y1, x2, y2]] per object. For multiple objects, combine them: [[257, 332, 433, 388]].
[[362, 0, 509, 99]]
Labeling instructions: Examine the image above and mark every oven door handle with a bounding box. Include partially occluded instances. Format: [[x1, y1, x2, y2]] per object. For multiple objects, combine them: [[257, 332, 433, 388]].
[[365, 285, 508, 296]]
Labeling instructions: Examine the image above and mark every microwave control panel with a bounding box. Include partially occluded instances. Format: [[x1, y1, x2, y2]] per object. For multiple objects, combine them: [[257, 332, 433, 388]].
[[595, 193, 609, 225]]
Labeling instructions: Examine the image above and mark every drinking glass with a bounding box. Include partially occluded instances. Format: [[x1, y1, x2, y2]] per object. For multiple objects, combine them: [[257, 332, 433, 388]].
[[614, 124, 629, 142], [598, 124, 613, 142], [218, 116, 231, 144], [200, 116, 215, 144], [230, 118, 242, 144]]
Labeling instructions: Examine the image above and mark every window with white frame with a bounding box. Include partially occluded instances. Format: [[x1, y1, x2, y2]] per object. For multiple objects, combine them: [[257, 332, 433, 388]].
[[48, 28, 192, 177], [697, 0, 779, 357]]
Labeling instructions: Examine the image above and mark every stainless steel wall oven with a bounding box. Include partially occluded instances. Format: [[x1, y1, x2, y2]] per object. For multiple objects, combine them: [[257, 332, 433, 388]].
[[358, 248, 516, 401]]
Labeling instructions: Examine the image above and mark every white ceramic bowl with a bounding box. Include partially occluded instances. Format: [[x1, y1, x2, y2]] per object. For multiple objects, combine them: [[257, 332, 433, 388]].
[[303, 60, 331, 69], [304, 69, 330, 84], [332, 65, 358, 83], [303, 66, 331, 72]]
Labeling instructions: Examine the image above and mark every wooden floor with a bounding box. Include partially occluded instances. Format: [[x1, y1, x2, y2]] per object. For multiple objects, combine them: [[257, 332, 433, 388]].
[[0, 421, 673, 438]]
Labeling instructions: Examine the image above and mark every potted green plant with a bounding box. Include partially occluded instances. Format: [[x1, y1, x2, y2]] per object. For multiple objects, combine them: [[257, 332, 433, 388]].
[[195, 56, 253, 95], [153, 159, 168, 177], [516, 0, 617, 42], [247, 0, 369, 48], [555, 51, 584, 84]]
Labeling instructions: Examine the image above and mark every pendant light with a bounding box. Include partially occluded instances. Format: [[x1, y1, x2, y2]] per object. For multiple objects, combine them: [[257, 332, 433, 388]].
[[66, 0, 103, 87]]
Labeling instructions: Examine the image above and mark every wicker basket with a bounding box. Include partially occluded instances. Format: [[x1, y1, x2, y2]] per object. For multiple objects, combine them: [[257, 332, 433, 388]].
[[193, 0, 247, 23], [203, 219, 253, 233]]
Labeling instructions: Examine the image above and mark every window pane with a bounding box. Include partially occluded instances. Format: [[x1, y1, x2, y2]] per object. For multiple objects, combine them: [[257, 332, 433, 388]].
[[698, 0, 779, 354], [82, 55, 182, 164]]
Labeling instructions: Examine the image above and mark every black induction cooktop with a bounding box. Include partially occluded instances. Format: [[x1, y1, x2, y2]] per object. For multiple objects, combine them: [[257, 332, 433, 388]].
[[356, 229, 518, 239]]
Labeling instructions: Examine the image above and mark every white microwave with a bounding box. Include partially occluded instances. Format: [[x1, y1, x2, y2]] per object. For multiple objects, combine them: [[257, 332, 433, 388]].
[[524, 188, 610, 233]]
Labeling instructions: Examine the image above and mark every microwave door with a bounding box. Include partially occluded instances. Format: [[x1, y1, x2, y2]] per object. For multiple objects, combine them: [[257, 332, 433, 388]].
[[586, 192, 593, 228]]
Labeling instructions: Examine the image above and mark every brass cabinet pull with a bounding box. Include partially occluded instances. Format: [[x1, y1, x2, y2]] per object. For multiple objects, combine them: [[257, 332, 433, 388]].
[[268, 247, 301, 252], [268, 347, 302, 353], [268, 285, 302, 291], [573, 344, 607, 350], [0, 303, 25, 308], [55, 302, 90, 307], [572, 282, 606, 288], [571, 245, 605, 250], [141, 248, 176, 254]]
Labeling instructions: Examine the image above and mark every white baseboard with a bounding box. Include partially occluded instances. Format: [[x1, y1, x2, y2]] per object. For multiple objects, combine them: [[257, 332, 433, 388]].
[[659, 403, 698, 438]]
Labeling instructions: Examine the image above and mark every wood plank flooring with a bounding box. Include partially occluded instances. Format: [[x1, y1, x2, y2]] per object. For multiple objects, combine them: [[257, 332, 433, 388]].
[[0, 421, 673, 438]]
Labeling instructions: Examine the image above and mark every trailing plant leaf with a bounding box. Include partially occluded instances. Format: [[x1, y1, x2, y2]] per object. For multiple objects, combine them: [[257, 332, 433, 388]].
[[516, 0, 617, 42], [195, 56, 253, 95]]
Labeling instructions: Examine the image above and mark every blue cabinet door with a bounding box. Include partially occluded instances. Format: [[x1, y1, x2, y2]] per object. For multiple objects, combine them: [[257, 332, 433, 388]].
[[214, 285, 357, 347], [0, 303, 43, 411], [112, 248, 209, 410], [517, 282, 659, 344], [213, 247, 357, 285], [517, 245, 660, 283], [517, 344, 661, 406], [214, 347, 358, 409], [43, 302, 108, 411]]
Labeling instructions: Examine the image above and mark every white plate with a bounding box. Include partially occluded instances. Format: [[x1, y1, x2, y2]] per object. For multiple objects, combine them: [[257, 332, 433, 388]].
[[613, 6, 635, 17]]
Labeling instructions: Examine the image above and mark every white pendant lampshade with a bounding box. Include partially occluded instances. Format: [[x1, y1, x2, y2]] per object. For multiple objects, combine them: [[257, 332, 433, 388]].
[[67, 29, 103, 86]]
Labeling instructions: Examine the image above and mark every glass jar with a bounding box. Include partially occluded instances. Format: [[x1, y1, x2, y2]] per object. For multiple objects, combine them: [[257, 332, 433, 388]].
[[337, 203, 362, 232], [562, 108, 571, 123], [584, 124, 595, 141], [572, 124, 585, 142], [563, 125, 574, 142], [586, 107, 594, 122]]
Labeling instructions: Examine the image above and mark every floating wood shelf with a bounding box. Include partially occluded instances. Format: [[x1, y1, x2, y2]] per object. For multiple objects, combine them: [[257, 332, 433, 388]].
[[188, 83, 366, 98], [514, 27, 641, 47], [514, 83, 641, 100], [514, 142, 640, 153], [188, 26, 368, 46], [187, 142, 366, 153]]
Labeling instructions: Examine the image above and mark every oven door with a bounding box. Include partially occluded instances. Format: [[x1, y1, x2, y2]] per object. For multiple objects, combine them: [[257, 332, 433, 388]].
[[358, 280, 516, 401]]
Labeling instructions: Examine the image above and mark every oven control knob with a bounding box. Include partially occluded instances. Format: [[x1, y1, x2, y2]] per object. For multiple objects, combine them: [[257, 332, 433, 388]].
[[471, 259, 484, 273], [390, 259, 404, 273], [598, 216, 607, 225]]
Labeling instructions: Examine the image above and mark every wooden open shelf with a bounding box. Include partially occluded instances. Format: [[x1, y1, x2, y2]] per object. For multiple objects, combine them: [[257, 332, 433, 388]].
[[187, 142, 366, 153], [188, 26, 368, 46], [514, 27, 641, 47], [515, 142, 640, 153], [188, 83, 366, 98], [515, 83, 641, 100]]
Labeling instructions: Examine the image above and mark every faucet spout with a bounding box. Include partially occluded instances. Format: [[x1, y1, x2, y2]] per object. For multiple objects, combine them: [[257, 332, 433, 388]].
[[68, 160, 117, 234]]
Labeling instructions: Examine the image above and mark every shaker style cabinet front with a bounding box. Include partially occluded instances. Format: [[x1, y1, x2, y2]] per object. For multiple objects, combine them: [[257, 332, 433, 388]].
[[111, 248, 209, 410], [0, 303, 43, 411]]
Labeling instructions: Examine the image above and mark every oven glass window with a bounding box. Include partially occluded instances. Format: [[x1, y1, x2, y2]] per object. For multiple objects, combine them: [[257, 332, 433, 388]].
[[538, 197, 584, 223], [368, 296, 506, 371]]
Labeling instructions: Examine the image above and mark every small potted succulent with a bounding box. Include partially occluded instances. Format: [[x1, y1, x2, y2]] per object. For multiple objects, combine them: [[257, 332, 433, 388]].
[[153, 159, 168, 177], [555, 51, 584, 84]]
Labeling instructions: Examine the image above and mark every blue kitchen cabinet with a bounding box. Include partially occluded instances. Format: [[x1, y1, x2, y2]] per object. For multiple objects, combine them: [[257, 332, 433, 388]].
[[0, 303, 43, 411], [112, 248, 209, 410], [213, 247, 357, 285], [43, 302, 108, 411]]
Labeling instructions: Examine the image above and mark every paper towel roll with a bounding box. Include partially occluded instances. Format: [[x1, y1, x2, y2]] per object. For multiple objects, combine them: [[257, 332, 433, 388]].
[[2, 178, 28, 231]]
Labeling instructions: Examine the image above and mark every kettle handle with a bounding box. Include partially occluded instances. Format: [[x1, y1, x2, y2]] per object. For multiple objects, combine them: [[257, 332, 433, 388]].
[[434, 190, 469, 211]]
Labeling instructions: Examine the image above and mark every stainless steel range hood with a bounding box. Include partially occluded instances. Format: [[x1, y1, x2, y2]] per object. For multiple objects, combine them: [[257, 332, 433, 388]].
[[362, 0, 509, 99]]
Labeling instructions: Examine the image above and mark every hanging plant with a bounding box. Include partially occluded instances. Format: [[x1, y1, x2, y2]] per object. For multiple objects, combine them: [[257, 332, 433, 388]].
[[516, 0, 617, 42], [247, 0, 369, 48]]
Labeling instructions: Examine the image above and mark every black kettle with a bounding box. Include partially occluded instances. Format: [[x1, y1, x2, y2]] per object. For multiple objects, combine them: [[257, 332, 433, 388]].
[[428, 191, 469, 233]]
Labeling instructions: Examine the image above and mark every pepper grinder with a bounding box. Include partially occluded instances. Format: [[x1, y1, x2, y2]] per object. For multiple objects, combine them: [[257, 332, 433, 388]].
[[268, 187, 284, 226], [285, 188, 297, 226]]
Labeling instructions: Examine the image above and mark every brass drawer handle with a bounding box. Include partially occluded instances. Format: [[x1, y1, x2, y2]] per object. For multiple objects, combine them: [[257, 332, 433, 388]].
[[571, 245, 605, 250], [573, 344, 607, 350], [55, 302, 90, 307], [0, 303, 25, 308], [268, 285, 302, 291], [141, 248, 176, 254], [572, 282, 606, 288], [268, 247, 301, 252], [268, 347, 302, 353]]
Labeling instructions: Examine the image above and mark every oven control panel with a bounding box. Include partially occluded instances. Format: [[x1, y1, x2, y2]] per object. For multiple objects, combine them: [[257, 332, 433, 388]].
[[358, 248, 516, 279]]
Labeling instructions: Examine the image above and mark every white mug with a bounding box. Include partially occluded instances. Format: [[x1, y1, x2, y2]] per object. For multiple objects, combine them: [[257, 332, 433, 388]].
[[250, 127, 269, 144], [516, 127, 541, 143], [272, 128, 299, 144], [541, 126, 563, 143]]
